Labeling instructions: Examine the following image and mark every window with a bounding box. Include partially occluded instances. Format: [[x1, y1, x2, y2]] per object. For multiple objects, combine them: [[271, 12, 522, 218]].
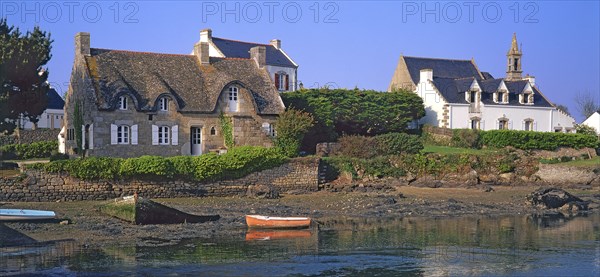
[[210, 126, 217, 136], [67, 128, 75, 141], [469, 91, 478, 103], [502, 92, 509, 103], [228, 87, 239, 112], [158, 126, 170, 145], [159, 97, 169, 111], [498, 119, 509, 130], [471, 119, 480, 130], [275, 72, 289, 91], [524, 120, 534, 131], [117, 125, 130, 144], [119, 96, 127, 110], [524, 93, 533, 104]]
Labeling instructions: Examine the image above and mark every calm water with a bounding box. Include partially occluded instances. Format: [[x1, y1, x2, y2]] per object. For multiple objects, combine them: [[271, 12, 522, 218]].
[[2, 214, 599, 276]]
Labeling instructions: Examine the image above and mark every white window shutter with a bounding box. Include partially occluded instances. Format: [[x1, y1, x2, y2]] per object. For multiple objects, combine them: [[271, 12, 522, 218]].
[[81, 125, 86, 150], [111, 124, 118, 145], [509, 121, 513, 130], [171, 125, 179, 145], [481, 121, 485, 130], [152, 125, 159, 145], [521, 121, 525, 130], [89, 124, 94, 149], [262, 122, 270, 134], [131, 125, 138, 145], [533, 122, 537, 131]]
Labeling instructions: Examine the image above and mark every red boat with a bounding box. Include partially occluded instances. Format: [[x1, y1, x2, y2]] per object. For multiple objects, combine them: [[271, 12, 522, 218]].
[[245, 215, 311, 229]]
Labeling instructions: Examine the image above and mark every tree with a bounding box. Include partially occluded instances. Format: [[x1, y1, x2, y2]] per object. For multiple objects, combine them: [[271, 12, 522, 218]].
[[575, 124, 598, 137], [0, 19, 52, 134], [574, 91, 599, 119], [275, 108, 314, 157]]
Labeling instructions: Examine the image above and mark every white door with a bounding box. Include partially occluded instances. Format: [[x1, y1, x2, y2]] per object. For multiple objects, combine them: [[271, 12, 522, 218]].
[[228, 87, 239, 112], [191, 127, 202, 156]]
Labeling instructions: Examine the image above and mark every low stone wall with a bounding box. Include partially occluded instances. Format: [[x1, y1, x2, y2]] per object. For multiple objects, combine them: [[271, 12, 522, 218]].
[[0, 129, 59, 146], [0, 158, 320, 202]]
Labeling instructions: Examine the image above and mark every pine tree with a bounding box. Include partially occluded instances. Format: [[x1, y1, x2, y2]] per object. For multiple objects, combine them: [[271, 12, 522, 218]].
[[0, 19, 53, 134]]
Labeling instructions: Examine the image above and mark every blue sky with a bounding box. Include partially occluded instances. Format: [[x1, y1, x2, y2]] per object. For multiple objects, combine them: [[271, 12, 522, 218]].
[[2, 1, 599, 121]]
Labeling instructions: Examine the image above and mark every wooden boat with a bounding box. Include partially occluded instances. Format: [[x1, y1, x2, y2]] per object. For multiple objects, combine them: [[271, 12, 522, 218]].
[[0, 209, 56, 221], [245, 229, 312, 241], [101, 195, 220, 225], [245, 215, 311, 229]]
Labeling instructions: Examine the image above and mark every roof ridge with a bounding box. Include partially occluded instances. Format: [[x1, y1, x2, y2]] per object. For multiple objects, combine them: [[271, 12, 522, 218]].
[[91, 48, 192, 57], [403, 55, 472, 62], [212, 36, 272, 47]]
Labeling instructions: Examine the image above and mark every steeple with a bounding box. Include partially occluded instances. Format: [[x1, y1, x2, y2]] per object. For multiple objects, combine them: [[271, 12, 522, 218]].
[[506, 33, 523, 80]]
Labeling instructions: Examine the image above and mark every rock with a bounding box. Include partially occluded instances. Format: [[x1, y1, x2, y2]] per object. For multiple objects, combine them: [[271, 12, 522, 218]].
[[499, 173, 515, 181], [526, 187, 588, 210], [246, 184, 279, 199], [59, 220, 69, 225]]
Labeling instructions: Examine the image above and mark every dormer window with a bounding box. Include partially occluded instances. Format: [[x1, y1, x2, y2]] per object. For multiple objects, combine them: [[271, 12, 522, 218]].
[[159, 97, 169, 111], [520, 92, 534, 104], [467, 90, 480, 103], [502, 91, 509, 103], [275, 72, 289, 91], [118, 96, 127, 110]]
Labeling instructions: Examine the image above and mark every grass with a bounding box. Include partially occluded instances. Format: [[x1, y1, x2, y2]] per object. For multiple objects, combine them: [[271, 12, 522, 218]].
[[554, 156, 600, 168], [422, 145, 497, 155], [100, 202, 136, 223]]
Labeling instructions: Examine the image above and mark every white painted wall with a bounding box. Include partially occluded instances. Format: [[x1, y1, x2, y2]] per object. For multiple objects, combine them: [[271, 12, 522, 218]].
[[480, 105, 552, 131], [415, 80, 447, 127], [265, 65, 297, 92], [449, 105, 469, 129], [581, 112, 600, 135], [19, 108, 64, 129], [552, 109, 577, 132]]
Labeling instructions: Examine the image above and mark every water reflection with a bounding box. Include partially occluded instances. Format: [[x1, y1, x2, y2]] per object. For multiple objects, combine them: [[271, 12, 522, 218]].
[[2, 214, 599, 276]]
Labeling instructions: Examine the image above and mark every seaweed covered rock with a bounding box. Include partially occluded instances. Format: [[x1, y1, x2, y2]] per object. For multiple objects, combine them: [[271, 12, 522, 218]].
[[526, 187, 588, 211], [246, 184, 279, 199]]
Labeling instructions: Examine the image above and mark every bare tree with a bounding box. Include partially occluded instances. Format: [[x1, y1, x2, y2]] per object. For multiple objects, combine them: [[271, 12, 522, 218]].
[[555, 104, 571, 116], [574, 91, 600, 118]]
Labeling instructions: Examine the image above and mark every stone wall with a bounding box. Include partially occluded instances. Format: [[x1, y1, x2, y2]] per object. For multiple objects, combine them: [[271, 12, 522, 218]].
[[0, 158, 320, 202], [0, 129, 60, 146]]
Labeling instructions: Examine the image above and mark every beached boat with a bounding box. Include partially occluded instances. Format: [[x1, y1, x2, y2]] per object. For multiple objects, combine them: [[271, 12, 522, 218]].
[[101, 195, 220, 225], [245, 215, 311, 229], [0, 209, 56, 221]]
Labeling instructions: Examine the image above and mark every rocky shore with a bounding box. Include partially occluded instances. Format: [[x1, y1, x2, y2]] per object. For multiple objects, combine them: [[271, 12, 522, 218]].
[[2, 186, 599, 248]]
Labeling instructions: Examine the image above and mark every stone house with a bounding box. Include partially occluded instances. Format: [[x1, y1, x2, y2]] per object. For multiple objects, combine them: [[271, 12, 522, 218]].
[[60, 31, 287, 158], [389, 34, 576, 132]]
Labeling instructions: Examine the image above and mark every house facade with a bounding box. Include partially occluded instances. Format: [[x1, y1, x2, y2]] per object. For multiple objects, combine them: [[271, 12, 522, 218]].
[[582, 112, 600, 135], [389, 34, 576, 133], [200, 29, 298, 92], [18, 88, 65, 130], [60, 31, 286, 158]]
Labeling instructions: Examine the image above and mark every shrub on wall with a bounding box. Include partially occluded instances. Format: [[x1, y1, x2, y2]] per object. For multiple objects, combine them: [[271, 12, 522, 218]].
[[335, 133, 423, 158], [32, 146, 287, 182], [275, 109, 314, 157], [480, 130, 598, 150], [451, 129, 481, 148], [0, 140, 57, 160]]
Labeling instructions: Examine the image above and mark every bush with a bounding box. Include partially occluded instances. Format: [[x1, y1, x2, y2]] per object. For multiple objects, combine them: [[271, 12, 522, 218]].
[[374, 132, 423, 155], [337, 135, 377, 159], [275, 109, 314, 157], [36, 146, 288, 181], [480, 130, 598, 150], [451, 129, 481, 148], [0, 141, 57, 160], [49, 151, 69, 161]]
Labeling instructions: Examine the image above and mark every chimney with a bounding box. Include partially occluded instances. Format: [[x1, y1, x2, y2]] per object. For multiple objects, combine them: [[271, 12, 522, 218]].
[[200, 28, 212, 43], [75, 32, 90, 57], [525, 74, 536, 87], [270, 39, 281, 50], [250, 46, 266, 68], [194, 42, 210, 65], [419, 69, 433, 83]]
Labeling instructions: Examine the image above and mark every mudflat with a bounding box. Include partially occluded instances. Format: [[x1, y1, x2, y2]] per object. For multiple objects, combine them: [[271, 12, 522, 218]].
[[1, 186, 599, 248]]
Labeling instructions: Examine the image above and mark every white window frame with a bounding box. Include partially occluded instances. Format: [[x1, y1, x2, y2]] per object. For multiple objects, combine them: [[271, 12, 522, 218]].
[[158, 126, 170, 145], [117, 125, 130, 144], [159, 97, 169, 111], [498, 119, 509, 130], [228, 86, 239, 112], [119, 96, 127, 110], [524, 120, 534, 131]]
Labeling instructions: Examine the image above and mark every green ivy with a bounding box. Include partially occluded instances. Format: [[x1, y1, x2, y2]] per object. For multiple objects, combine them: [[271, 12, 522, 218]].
[[73, 101, 83, 152], [0, 141, 57, 160], [219, 112, 234, 148]]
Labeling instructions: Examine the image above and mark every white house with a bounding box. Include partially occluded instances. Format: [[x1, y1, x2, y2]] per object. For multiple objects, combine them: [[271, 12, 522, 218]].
[[18, 88, 65, 130], [198, 29, 299, 92], [582, 112, 600, 135], [388, 34, 576, 133]]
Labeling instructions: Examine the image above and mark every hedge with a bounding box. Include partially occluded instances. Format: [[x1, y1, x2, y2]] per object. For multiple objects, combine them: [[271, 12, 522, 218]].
[[0, 141, 58, 160], [480, 130, 598, 150], [336, 133, 423, 159], [29, 146, 288, 181]]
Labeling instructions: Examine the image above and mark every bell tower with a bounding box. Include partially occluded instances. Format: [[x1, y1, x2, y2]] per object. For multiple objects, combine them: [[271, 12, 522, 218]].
[[506, 33, 523, 80]]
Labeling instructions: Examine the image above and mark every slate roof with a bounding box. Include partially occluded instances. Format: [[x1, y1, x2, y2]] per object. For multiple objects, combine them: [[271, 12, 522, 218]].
[[431, 77, 553, 107], [403, 56, 482, 84], [85, 48, 284, 114], [46, 88, 65, 109], [212, 37, 296, 68], [481, 72, 494, 80]]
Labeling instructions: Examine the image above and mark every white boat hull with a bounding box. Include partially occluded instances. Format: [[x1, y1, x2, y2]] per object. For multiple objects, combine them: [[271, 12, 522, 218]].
[[0, 209, 56, 221]]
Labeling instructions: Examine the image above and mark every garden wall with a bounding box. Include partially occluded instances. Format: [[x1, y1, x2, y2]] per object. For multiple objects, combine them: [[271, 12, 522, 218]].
[[0, 158, 320, 202]]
